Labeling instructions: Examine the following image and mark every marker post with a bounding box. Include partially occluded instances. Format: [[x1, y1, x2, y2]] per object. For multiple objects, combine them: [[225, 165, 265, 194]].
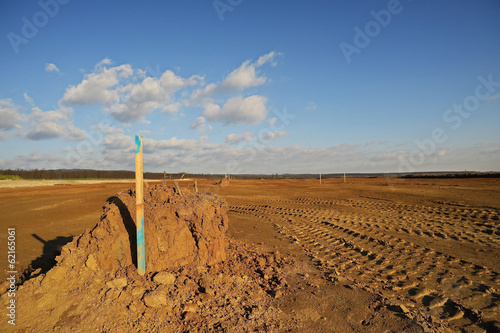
[[135, 135, 146, 275]]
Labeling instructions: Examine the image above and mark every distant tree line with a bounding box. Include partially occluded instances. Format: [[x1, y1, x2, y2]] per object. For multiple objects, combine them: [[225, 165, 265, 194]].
[[0, 169, 194, 180], [399, 172, 500, 179], [0, 169, 497, 180]]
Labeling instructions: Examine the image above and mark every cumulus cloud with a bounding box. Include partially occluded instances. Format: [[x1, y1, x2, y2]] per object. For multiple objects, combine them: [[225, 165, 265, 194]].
[[110, 71, 201, 122], [45, 63, 60, 72], [0, 98, 24, 131], [61, 63, 133, 105], [220, 61, 266, 91], [27, 122, 65, 140], [61, 59, 203, 122], [25, 105, 86, 141], [220, 51, 279, 91], [202, 95, 268, 125], [225, 132, 254, 145], [188, 51, 280, 105], [57, 55, 280, 125]]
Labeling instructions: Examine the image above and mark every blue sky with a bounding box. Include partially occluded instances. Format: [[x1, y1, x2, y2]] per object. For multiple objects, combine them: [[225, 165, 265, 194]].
[[0, 0, 499, 174]]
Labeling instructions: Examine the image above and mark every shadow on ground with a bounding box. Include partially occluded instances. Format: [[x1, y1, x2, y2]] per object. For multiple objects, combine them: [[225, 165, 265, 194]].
[[24, 233, 74, 281]]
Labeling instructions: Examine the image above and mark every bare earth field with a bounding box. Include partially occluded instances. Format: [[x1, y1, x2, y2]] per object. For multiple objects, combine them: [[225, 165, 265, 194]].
[[1, 177, 499, 332]]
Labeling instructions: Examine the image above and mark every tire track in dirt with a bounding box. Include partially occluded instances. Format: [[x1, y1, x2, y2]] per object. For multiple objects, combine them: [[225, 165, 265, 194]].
[[228, 197, 500, 332], [227, 196, 500, 247]]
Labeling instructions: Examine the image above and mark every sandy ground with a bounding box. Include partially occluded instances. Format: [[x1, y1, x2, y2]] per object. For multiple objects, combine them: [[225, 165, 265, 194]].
[[0, 177, 499, 332], [0, 179, 148, 189]]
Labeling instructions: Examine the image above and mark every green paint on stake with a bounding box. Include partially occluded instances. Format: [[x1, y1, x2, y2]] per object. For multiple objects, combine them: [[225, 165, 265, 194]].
[[135, 135, 146, 275]]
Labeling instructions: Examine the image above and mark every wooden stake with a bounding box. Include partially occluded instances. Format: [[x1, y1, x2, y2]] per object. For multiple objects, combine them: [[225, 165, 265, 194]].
[[174, 180, 183, 195], [135, 135, 146, 275], [194, 181, 198, 193], [344, 172, 346, 183], [320, 173, 322, 185]]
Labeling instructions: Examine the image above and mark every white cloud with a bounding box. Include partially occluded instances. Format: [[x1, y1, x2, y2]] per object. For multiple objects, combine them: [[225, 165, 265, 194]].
[[220, 60, 266, 91], [45, 63, 60, 73], [102, 132, 135, 150], [0, 98, 24, 131], [261, 130, 288, 141], [188, 83, 217, 105], [27, 122, 65, 140], [220, 51, 278, 91], [202, 95, 268, 125], [225, 132, 254, 145], [25, 105, 86, 141], [188, 51, 280, 106], [94, 58, 112, 70], [62, 59, 202, 122], [90, 123, 123, 135], [58, 55, 280, 125], [110, 71, 201, 122], [61, 64, 133, 105], [2, 136, 499, 174], [24, 93, 35, 106], [162, 101, 181, 114], [189, 116, 211, 133]]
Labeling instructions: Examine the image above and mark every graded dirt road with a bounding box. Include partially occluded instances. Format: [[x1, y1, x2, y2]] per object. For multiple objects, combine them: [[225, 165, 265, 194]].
[[1, 177, 499, 332]]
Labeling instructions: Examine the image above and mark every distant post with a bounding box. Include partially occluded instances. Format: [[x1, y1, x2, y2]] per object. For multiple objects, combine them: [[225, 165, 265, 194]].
[[344, 172, 346, 183], [320, 173, 322, 185], [135, 135, 146, 275], [174, 180, 183, 195]]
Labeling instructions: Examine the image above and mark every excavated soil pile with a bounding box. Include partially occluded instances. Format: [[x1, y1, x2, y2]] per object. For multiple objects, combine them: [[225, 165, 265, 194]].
[[217, 178, 230, 186], [61, 184, 229, 273], [10, 185, 294, 332]]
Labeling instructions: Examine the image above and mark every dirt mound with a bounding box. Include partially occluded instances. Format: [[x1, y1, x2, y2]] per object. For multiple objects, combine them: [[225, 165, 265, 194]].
[[59, 184, 228, 274], [217, 178, 230, 186], [8, 185, 295, 332]]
